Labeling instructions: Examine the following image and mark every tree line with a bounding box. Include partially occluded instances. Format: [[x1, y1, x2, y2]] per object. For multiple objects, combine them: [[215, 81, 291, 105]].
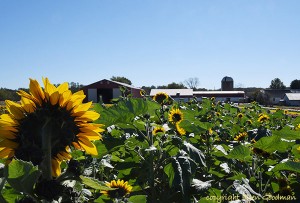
[[1, 77, 299, 101]]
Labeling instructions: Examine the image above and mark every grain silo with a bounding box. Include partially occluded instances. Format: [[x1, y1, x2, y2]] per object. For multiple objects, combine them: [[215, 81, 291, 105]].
[[221, 76, 234, 91]]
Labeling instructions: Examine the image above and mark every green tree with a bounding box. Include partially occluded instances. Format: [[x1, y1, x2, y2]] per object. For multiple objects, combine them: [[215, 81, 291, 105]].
[[157, 82, 187, 89], [69, 82, 84, 93], [269, 78, 286, 89], [110, 76, 132, 85], [0, 88, 20, 101], [290, 79, 300, 89]]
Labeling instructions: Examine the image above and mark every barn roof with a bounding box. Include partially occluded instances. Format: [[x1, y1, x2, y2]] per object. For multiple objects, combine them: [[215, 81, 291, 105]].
[[193, 91, 245, 95], [83, 79, 141, 90], [150, 89, 193, 96], [285, 93, 300, 101]]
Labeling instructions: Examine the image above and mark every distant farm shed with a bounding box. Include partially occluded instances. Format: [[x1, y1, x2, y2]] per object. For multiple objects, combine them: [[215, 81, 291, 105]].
[[82, 79, 142, 103], [150, 89, 245, 102], [194, 91, 245, 102], [283, 93, 300, 106], [150, 89, 194, 101]]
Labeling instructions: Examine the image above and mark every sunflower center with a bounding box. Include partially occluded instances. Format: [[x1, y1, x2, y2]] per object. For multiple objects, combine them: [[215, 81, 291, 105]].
[[172, 113, 182, 122], [14, 102, 79, 165], [107, 187, 128, 198]]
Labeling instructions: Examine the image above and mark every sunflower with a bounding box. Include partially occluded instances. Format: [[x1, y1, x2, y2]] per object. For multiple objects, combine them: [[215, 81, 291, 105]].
[[152, 126, 165, 135], [234, 132, 247, 141], [168, 108, 183, 123], [175, 121, 186, 136], [246, 119, 253, 125], [237, 113, 243, 119], [153, 92, 168, 104], [0, 78, 103, 177], [257, 114, 269, 123], [101, 179, 132, 198], [140, 90, 146, 97]]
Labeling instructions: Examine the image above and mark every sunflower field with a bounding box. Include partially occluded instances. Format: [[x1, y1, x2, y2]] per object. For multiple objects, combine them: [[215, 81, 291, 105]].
[[0, 79, 300, 203]]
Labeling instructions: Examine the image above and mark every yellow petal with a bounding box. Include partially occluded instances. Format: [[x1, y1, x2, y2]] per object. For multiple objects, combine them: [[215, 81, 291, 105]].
[[0, 147, 14, 159], [29, 78, 45, 104], [5, 100, 24, 119], [43, 77, 57, 101], [77, 131, 101, 141], [72, 102, 92, 114], [74, 111, 100, 122], [66, 94, 86, 111], [0, 114, 17, 126], [77, 136, 98, 156], [74, 90, 84, 95], [0, 139, 19, 148], [51, 159, 61, 177], [0, 129, 17, 139], [17, 90, 40, 105], [21, 97, 36, 113], [59, 90, 72, 107], [50, 91, 60, 106], [57, 82, 69, 94]]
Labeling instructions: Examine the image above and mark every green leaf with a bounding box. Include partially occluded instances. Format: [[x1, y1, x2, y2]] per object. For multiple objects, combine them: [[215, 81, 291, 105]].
[[4, 159, 41, 194], [1, 188, 23, 203], [272, 126, 300, 140], [94, 140, 108, 158], [128, 195, 147, 203], [254, 135, 294, 153], [227, 173, 246, 181], [164, 162, 175, 188], [171, 157, 183, 193], [179, 120, 206, 134], [95, 98, 148, 126], [272, 161, 300, 173], [80, 176, 116, 191], [208, 169, 226, 178], [227, 145, 251, 161], [183, 141, 206, 167], [291, 144, 300, 158]]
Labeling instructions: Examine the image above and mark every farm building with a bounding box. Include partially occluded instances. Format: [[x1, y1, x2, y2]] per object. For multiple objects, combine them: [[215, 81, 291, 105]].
[[81, 79, 142, 103], [150, 89, 193, 102], [194, 91, 245, 102], [260, 89, 291, 105], [150, 89, 245, 102], [283, 93, 300, 106]]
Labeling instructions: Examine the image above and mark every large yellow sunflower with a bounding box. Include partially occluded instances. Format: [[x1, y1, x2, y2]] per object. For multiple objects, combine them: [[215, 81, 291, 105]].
[[168, 108, 183, 123], [0, 78, 103, 177], [101, 179, 133, 198]]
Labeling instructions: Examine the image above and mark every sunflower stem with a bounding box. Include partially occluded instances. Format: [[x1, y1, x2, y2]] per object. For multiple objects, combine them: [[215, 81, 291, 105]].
[[40, 118, 52, 180]]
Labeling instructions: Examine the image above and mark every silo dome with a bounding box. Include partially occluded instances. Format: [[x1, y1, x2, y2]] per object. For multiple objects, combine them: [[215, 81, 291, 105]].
[[221, 76, 234, 91], [222, 76, 233, 82]]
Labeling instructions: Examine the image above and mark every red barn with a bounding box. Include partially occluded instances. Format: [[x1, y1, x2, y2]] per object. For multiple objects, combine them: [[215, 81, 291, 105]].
[[81, 79, 142, 103]]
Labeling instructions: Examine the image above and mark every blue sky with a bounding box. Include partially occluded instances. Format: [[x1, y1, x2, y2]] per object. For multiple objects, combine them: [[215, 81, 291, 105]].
[[0, 0, 299, 90]]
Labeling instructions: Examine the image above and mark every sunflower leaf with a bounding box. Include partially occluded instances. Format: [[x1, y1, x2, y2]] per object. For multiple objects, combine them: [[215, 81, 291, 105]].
[[128, 195, 147, 203], [4, 159, 41, 195], [227, 145, 251, 162], [80, 175, 116, 191], [272, 161, 300, 173]]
